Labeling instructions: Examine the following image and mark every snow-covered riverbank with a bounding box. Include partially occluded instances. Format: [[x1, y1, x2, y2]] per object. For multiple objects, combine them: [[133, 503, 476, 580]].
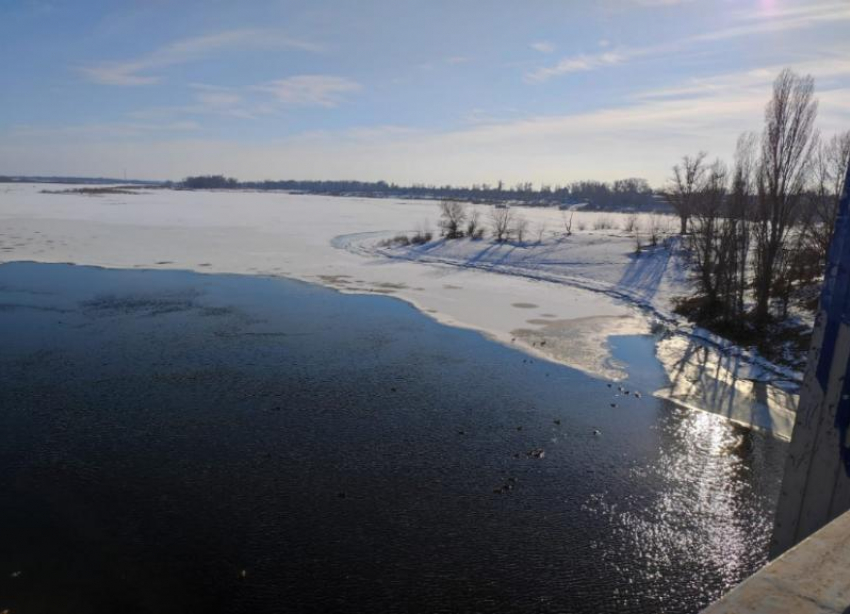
[[0, 184, 798, 437]]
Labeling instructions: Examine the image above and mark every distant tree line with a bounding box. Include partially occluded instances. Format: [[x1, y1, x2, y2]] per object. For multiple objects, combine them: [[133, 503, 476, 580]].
[[0, 175, 159, 186], [179, 175, 666, 211], [666, 68, 850, 348], [181, 175, 239, 189]]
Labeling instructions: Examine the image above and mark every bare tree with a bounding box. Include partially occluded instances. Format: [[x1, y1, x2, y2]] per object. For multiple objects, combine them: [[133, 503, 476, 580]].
[[689, 160, 728, 313], [438, 200, 467, 239], [466, 206, 482, 239], [490, 206, 513, 242], [561, 210, 573, 237], [808, 131, 850, 269], [776, 131, 850, 313], [723, 132, 758, 318], [667, 152, 708, 234], [646, 214, 660, 247], [514, 216, 529, 244], [752, 68, 819, 324], [534, 221, 548, 244]]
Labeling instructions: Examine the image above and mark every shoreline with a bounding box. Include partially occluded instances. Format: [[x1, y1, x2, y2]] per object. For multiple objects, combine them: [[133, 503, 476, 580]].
[[1, 256, 798, 440]]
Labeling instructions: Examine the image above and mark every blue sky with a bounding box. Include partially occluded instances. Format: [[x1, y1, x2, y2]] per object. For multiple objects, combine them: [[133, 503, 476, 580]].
[[1, 0, 848, 185]]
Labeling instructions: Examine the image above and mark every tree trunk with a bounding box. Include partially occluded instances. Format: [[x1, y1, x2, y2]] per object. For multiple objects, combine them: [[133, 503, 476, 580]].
[[755, 245, 776, 325]]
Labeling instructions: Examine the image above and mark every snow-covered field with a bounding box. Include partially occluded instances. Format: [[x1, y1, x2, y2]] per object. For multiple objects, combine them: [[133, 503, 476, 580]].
[[0, 183, 798, 438]]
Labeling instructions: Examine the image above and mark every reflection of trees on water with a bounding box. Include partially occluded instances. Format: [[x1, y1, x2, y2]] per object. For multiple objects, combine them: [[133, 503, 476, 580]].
[[660, 332, 797, 436]]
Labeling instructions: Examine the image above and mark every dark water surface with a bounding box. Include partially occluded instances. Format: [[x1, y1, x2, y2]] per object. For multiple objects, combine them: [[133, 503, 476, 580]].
[[0, 262, 786, 614]]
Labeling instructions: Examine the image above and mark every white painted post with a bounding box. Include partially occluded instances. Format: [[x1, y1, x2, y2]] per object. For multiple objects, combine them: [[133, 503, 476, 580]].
[[771, 161, 850, 558]]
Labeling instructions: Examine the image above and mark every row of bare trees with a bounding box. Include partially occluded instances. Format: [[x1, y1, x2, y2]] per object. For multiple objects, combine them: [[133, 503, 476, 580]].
[[439, 201, 536, 243], [667, 69, 850, 330]]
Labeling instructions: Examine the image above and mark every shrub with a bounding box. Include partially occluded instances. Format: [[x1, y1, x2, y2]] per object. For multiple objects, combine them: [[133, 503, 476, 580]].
[[439, 200, 467, 239], [490, 207, 513, 242], [592, 215, 615, 230], [378, 234, 411, 248], [513, 216, 529, 243], [410, 231, 432, 245], [466, 207, 481, 238]]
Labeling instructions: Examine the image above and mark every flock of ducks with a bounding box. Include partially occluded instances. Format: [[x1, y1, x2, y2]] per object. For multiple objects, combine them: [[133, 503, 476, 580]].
[[484, 377, 644, 495], [346, 355, 645, 501], [607, 382, 642, 399]]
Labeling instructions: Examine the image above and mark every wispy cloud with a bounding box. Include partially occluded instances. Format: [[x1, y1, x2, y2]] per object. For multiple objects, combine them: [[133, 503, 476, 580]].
[[125, 75, 361, 126], [187, 84, 270, 119], [253, 76, 361, 108], [78, 29, 322, 86], [530, 41, 555, 54], [526, 50, 628, 82], [526, 2, 850, 83], [690, 2, 850, 43], [634, 54, 850, 104], [727, 1, 850, 23], [79, 64, 160, 86]]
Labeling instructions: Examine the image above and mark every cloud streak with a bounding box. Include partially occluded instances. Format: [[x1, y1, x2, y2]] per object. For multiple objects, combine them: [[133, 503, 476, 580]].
[[530, 41, 555, 54], [525, 50, 628, 82], [691, 1, 850, 43], [253, 76, 362, 108], [124, 74, 362, 128], [526, 2, 850, 83], [79, 29, 322, 86]]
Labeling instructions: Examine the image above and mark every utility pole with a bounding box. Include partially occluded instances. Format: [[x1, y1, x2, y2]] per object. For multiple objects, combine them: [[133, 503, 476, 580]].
[[771, 160, 850, 557]]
